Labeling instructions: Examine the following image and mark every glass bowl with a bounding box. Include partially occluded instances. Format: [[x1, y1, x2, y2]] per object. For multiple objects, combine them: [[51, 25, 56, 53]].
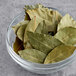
[[6, 8, 76, 74]]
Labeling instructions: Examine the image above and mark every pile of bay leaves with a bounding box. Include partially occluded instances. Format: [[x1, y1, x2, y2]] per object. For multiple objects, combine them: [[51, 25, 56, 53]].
[[12, 4, 76, 64]]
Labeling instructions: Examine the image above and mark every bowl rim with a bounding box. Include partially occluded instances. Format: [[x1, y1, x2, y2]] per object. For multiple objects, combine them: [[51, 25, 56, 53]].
[[6, 7, 76, 70]]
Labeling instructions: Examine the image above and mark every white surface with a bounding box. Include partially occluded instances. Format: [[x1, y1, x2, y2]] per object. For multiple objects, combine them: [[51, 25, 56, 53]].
[[0, 0, 76, 76]]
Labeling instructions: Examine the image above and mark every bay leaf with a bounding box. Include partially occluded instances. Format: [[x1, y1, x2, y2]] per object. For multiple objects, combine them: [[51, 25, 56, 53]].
[[27, 32, 62, 54], [41, 20, 57, 35], [55, 11, 62, 23], [24, 4, 43, 10], [35, 20, 50, 34], [17, 21, 29, 41], [12, 20, 29, 34], [18, 49, 46, 63], [35, 20, 57, 35], [13, 37, 24, 54], [24, 4, 43, 20], [24, 13, 31, 20], [26, 7, 62, 34], [44, 45, 76, 64], [23, 42, 32, 49], [55, 27, 76, 46], [41, 20, 49, 34], [57, 14, 76, 31], [35, 20, 44, 34], [26, 7, 52, 20], [24, 16, 42, 43]]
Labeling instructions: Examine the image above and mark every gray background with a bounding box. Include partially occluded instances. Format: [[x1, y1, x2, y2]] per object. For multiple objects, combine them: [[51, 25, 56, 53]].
[[0, 0, 76, 76]]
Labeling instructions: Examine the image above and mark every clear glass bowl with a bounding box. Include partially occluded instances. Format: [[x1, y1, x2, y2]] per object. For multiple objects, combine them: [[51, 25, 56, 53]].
[[6, 8, 76, 74]]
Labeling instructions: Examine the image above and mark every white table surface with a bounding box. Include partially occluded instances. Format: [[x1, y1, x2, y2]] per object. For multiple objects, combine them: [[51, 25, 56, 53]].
[[0, 0, 76, 76]]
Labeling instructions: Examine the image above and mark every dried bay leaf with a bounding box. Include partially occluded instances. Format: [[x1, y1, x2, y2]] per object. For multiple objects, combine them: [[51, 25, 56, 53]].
[[23, 42, 32, 49], [55, 27, 76, 46], [12, 24, 20, 34], [26, 7, 52, 20], [35, 20, 56, 35], [24, 4, 43, 20], [24, 16, 42, 43], [24, 13, 31, 20], [17, 21, 29, 41], [24, 4, 43, 10], [18, 49, 46, 63], [55, 11, 62, 23], [27, 32, 62, 54], [41, 20, 57, 35], [44, 45, 76, 64], [57, 14, 76, 31], [13, 37, 24, 54], [26, 7, 62, 34], [41, 20, 49, 34], [12, 20, 29, 34], [35, 21, 43, 34], [35, 20, 49, 34]]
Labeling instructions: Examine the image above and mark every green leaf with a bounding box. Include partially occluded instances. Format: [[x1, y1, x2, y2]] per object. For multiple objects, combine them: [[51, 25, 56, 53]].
[[57, 14, 76, 31], [18, 49, 46, 63], [17, 20, 29, 41], [27, 32, 62, 54], [55, 27, 76, 46], [13, 37, 24, 54], [44, 45, 76, 64], [24, 16, 42, 43]]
